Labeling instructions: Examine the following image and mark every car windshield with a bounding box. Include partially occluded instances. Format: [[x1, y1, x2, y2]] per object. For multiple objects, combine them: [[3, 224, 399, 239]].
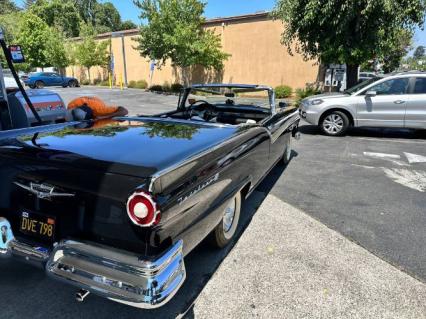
[[186, 86, 272, 110], [344, 77, 382, 94]]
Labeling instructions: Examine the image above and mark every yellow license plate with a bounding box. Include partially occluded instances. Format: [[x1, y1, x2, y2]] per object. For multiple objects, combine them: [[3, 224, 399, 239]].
[[20, 211, 55, 241]]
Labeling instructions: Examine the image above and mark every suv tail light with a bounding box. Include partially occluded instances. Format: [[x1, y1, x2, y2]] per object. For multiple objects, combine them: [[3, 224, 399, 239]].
[[126, 191, 160, 227]]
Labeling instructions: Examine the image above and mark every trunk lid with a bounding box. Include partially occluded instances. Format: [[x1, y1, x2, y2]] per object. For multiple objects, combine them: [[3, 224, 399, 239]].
[[0, 118, 238, 178]]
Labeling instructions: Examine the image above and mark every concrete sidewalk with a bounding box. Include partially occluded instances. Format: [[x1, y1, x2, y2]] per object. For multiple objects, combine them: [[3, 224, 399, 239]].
[[191, 195, 426, 319]]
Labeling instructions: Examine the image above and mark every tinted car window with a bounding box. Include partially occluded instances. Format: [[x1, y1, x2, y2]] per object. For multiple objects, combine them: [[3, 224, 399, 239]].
[[369, 78, 409, 95], [413, 78, 426, 94], [345, 77, 381, 94]]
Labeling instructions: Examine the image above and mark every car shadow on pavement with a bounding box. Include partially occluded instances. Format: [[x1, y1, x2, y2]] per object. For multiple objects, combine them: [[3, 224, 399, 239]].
[[299, 123, 426, 140], [0, 161, 292, 319]]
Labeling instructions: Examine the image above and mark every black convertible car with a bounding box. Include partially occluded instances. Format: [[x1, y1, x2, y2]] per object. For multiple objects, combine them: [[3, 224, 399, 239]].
[[0, 84, 300, 308]]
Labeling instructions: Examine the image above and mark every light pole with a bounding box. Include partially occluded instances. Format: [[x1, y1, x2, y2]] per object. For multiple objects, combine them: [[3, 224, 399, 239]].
[[111, 31, 128, 87]]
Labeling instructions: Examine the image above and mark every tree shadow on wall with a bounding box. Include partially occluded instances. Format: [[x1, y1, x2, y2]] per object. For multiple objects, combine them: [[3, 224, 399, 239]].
[[172, 65, 224, 86]]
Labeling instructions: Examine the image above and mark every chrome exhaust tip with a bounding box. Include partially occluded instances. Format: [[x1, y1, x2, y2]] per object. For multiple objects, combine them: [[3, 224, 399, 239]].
[[76, 289, 90, 302]]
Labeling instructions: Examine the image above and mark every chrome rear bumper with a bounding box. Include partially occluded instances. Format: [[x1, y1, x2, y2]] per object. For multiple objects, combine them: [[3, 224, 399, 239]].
[[46, 240, 186, 309], [0, 217, 186, 309]]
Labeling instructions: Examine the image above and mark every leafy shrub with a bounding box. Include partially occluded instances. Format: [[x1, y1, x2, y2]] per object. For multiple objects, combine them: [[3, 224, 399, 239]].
[[81, 79, 90, 85], [93, 78, 102, 85], [162, 81, 171, 92], [275, 85, 293, 98], [295, 84, 321, 105], [99, 80, 110, 86], [128, 80, 148, 89], [149, 85, 163, 92], [171, 83, 184, 92], [136, 80, 148, 89]]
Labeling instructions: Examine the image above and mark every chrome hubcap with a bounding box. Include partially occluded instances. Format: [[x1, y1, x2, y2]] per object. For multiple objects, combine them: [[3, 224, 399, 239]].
[[323, 114, 344, 134], [223, 198, 236, 233]]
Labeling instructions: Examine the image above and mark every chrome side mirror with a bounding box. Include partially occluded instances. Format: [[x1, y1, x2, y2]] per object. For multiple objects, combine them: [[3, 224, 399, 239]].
[[365, 90, 377, 97]]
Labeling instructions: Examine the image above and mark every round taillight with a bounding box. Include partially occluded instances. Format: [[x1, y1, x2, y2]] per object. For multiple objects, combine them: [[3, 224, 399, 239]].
[[126, 191, 160, 227]]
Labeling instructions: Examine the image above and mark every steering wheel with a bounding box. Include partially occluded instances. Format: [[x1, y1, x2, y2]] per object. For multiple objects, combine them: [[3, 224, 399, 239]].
[[187, 100, 216, 121]]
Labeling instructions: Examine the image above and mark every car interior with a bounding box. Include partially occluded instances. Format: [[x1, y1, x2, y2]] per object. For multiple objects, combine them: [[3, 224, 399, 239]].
[[159, 86, 272, 125]]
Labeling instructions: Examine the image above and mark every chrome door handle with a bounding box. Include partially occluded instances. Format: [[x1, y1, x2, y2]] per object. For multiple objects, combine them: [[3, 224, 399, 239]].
[[394, 100, 405, 104]]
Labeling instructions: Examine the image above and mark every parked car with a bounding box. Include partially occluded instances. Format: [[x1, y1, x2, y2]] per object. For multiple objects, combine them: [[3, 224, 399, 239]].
[[3, 76, 25, 89], [299, 72, 426, 136], [24, 72, 79, 89], [0, 84, 300, 309], [1, 69, 25, 88]]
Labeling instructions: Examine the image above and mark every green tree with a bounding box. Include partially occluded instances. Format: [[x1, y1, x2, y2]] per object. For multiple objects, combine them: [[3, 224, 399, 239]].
[[24, 0, 35, 8], [0, 12, 23, 44], [121, 20, 137, 30], [73, 0, 121, 33], [46, 28, 70, 70], [413, 45, 425, 59], [74, 0, 98, 25], [0, 12, 23, 68], [95, 2, 122, 32], [381, 29, 413, 73], [30, 0, 82, 38], [75, 25, 110, 83], [0, 0, 20, 14], [273, 0, 426, 88], [133, 0, 230, 82], [17, 12, 52, 69], [29, 0, 125, 37]]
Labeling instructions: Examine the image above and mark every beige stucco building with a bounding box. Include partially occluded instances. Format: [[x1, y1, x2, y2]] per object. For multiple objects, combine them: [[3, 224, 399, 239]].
[[66, 12, 320, 89]]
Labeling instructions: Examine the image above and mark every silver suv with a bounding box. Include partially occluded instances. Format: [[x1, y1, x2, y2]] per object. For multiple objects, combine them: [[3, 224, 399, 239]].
[[299, 72, 426, 136]]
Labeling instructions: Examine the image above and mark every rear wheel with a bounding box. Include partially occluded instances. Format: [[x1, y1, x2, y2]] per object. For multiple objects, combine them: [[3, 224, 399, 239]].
[[320, 111, 350, 136], [68, 80, 78, 88], [35, 80, 45, 89], [211, 192, 241, 248]]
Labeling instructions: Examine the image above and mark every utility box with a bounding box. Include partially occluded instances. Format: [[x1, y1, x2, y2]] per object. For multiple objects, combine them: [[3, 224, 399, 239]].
[[324, 64, 347, 92]]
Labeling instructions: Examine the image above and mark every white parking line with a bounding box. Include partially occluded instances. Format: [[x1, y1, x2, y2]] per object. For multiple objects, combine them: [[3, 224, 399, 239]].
[[351, 164, 376, 169], [357, 137, 426, 144], [382, 168, 426, 192], [404, 152, 426, 164], [363, 152, 401, 159]]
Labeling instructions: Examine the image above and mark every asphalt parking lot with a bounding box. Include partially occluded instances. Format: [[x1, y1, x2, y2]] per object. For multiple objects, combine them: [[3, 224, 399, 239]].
[[0, 86, 425, 318], [54, 86, 179, 115], [271, 125, 426, 283]]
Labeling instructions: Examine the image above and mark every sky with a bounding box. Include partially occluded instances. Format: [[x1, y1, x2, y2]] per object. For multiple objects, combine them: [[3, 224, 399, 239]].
[[13, 0, 426, 48]]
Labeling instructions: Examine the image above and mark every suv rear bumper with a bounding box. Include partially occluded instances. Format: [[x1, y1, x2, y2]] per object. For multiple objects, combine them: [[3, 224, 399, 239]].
[[0, 218, 186, 309]]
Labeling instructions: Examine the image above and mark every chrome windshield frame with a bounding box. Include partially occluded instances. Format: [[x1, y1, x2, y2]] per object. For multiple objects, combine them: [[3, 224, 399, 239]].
[[180, 84, 276, 115]]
